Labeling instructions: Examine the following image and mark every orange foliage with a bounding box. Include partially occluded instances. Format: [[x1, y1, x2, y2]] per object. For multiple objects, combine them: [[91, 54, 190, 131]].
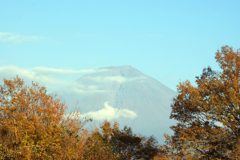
[[0, 76, 90, 159], [159, 45, 240, 159], [86, 120, 159, 160]]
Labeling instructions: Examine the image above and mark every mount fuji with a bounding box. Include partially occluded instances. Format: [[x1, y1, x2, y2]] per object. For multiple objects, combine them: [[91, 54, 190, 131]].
[[57, 65, 177, 143]]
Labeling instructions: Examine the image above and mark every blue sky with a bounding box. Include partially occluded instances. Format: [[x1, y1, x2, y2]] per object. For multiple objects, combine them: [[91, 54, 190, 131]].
[[0, 0, 239, 92]]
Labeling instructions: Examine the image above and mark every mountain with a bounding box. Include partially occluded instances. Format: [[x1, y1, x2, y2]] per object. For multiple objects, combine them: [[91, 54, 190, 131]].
[[57, 65, 177, 143]]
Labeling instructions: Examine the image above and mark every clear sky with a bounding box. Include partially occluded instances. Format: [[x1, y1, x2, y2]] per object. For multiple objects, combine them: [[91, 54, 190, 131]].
[[0, 0, 239, 92]]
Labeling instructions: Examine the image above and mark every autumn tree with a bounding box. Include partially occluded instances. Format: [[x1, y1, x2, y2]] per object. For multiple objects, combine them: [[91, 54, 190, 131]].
[[0, 76, 90, 159], [86, 120, 159, 160], [160, 45, 240, 159]]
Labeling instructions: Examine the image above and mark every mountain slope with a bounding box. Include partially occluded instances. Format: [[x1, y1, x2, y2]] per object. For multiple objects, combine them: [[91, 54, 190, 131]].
[[58, 65, 177, 143]]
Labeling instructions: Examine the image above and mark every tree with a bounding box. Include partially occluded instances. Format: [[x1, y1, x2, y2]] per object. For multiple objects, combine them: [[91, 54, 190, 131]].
[[160, 46, 240, 159], [87, 120, 159, 160], [0, 76, 89, 159]]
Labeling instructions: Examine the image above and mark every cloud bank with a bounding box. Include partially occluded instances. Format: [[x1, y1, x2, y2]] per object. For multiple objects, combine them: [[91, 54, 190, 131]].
[[0, 32, 44, 43], [60, 83, 107, 95], [62, 76, 146, 95], [88, 76, 146, 83], [31, 67, 108, 75], [0, 65, 145, 95], [81, 102, 137, 121], [0, 65, 107, 92]]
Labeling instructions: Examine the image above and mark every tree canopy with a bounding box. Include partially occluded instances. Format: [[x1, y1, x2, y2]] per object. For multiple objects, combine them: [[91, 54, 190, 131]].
[[87, 120, 159, 160], [0, 76, 90, 159], [160, 45, 240, 159]]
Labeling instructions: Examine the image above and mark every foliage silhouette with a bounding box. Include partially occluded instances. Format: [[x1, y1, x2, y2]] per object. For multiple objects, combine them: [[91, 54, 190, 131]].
[[87, 120, 159, 160]]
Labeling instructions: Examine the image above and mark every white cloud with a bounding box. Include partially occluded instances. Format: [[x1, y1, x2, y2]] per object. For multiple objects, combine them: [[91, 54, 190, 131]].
[[0, 65, 144, 95], [70, 102, 137, 121], [91, 76, 146, 83], [31, 67, 108, 75], [0, 32, 44, 43], [0, 66, 68, 90], [57, 82, 108, 95], [0, 66, 109, 93], [87, 85, 98, 90], [65, 87, 107, 94], [0, 65, 115, 95]]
